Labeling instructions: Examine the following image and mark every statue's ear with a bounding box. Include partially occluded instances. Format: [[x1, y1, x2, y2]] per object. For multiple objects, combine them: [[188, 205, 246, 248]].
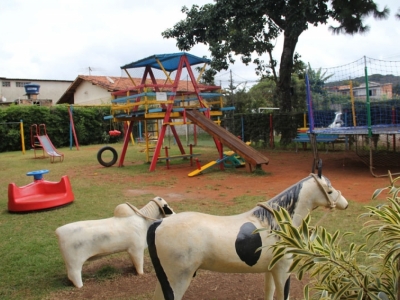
[[163, 205, 174, 215], [317, 159, 322, 178]]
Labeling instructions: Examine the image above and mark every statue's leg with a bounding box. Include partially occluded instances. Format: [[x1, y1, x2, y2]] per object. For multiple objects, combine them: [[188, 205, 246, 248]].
[[168, 273, 194, 300], [66, 258, 85, 288], [272, 271, 290, 300], [284, 277, 290, 300], [264, 271, 275, 300], [152, 268, 194, 300], [153, 281, 165, 300], [127, 246, 144, 275]]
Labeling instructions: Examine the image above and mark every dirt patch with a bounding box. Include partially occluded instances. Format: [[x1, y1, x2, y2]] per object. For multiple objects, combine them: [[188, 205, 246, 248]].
[[47, 149, 391, 300]]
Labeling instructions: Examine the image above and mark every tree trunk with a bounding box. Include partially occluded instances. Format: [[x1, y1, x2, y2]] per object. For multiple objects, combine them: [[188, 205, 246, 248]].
[[276, 31, 300, 145]]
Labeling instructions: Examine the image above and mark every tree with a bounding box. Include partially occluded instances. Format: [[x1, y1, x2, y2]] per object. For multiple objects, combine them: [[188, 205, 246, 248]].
[[307, 63, 334, 96], [228, 84, 250, 113], [394, 83, 400, 97], [248, 78, 276, 112], [162, 0, 389, 144]]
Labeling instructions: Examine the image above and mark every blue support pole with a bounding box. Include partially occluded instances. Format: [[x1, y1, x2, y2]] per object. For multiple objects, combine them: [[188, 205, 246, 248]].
[[139, 121, 142, 141]]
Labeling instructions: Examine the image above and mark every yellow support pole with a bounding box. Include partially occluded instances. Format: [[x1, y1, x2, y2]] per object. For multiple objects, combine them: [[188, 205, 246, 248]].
[[20, 119, 25, 154], [127, 121, 135, 145], [196, 63, 207, 83], [124, 69, 137, 87], [156, 58, 174, 84], [349, 80, 357, 126]]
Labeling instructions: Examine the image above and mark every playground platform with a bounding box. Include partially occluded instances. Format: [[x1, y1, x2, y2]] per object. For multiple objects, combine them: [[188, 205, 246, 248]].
[[105, 52, 268, 173]]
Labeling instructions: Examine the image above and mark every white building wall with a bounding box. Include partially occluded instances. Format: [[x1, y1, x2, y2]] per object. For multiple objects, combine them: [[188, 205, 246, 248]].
[[0, 78, 72, 103], [74, 82, 113, 105]]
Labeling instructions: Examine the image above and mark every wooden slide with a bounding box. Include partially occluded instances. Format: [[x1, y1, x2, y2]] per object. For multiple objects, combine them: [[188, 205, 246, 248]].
[[185, 110, 269, 171]]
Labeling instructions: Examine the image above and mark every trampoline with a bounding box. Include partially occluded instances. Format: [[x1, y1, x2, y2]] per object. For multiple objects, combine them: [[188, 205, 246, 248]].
[[305, 56, 400, 177]]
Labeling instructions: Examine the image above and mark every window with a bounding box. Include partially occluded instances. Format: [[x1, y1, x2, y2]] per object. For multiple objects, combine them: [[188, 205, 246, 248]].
[[2, 81, 10, 87], [16, 82, 28, 87]]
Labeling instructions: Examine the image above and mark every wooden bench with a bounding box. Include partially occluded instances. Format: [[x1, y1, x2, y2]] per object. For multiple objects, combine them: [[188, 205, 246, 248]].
[[156, 144, 201, 169], [293, 132, 340, 152], [157, 153, 201, 161]]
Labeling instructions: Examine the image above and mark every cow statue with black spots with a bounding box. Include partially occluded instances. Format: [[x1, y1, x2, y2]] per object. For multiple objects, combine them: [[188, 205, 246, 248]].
[[147, 169, 348, 300]]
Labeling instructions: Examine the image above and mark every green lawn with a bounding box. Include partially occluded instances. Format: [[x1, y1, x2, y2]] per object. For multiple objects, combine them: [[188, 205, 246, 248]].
[[0, 141, 381, 300]]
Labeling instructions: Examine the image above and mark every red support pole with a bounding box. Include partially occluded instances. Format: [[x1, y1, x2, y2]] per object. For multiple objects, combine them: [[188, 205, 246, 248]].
[[195, 158, 201, 170], [216, 140, 224, 170], [68, 106, 79, 150], [392, 106, 396, 124], [118, 121, 134, 167]]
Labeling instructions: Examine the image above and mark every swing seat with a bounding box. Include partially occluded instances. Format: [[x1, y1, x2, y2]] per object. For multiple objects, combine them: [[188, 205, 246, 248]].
[[109, 130, 121, 136]]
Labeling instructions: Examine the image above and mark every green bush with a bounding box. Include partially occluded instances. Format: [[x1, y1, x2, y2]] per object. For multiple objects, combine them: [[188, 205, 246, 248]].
[[0, 105, 121, 152]]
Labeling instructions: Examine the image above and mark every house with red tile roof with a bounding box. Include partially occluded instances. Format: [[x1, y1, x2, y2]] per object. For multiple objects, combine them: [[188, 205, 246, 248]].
[[56, 75, 200, 105]]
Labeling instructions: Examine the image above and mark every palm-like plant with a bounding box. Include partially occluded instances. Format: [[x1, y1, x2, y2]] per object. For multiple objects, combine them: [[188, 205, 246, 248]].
[[264, 172, 400, 299]]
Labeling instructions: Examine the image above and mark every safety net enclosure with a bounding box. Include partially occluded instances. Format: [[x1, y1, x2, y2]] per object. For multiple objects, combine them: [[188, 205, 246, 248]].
[[306, 56, 400, 177]]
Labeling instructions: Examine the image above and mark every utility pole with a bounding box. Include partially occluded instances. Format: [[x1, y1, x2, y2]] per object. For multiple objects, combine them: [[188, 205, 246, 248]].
[[229, 70, 235, 107]]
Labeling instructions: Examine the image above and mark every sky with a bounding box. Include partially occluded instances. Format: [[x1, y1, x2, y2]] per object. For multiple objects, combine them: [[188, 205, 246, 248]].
[[1, 0, 400, 90]]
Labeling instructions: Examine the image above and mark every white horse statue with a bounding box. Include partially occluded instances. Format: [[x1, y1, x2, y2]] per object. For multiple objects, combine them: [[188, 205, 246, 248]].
[[147, 170, 348, 300]]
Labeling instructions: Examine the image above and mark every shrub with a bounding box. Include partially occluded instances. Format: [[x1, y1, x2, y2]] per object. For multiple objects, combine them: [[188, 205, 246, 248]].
[[266, 172, 400, 299], [0, 105, 120, 152]]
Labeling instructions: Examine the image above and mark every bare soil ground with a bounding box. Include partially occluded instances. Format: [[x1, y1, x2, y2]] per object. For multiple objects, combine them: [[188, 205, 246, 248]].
[[46, 149, 392, 300]]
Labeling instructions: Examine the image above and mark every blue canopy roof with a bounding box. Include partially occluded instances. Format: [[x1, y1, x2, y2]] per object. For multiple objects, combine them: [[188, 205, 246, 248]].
[[120, 52, 210, 72]]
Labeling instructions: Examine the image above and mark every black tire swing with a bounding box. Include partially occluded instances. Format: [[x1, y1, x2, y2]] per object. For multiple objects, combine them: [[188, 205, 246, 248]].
[[97, 146, 118, 167]]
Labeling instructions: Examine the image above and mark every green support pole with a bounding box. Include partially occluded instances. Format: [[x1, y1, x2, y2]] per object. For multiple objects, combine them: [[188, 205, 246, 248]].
[[364, 56, 372, 137]]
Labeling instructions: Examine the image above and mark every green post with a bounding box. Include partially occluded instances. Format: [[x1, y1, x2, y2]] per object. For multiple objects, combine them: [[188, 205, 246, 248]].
[[364, 56, 372, 137]]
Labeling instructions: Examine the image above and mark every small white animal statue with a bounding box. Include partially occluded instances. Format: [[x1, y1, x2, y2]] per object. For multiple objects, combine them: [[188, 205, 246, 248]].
[[147, 172, 348, 300], [55, 196, 174, 288], [328, 112, 344, 128]]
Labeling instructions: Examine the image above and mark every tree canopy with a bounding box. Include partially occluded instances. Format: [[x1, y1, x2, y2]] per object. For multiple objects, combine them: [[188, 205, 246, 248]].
[[163, 0, 389, 144]]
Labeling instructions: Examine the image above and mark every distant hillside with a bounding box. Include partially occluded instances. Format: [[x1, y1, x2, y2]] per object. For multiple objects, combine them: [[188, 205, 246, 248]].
[[326, 74, 400, 87]]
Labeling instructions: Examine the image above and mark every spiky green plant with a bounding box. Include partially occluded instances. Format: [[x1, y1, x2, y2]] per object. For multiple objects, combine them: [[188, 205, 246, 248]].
[[262, 172, 400, 300]]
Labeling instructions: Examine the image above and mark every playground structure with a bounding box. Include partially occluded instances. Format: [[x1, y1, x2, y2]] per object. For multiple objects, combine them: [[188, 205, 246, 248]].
[[304, 56, 400, 177], [8, 169, 74, 213], [106, 52, 269, 172], [31, 124, 64, 162]]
